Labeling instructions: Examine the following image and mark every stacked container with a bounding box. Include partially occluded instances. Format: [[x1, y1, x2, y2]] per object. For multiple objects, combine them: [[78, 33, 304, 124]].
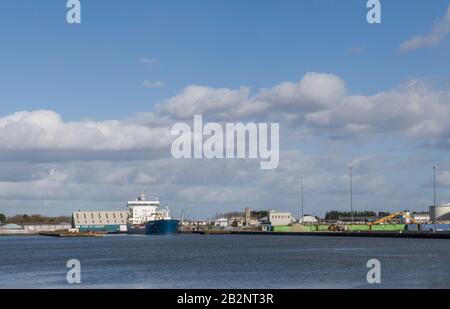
[[405, 224, 419, 231], [370, 224, 405, 231]]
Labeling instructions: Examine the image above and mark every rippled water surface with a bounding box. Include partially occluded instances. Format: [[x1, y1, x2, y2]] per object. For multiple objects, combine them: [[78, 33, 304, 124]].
[[1, 234, 449, 288]]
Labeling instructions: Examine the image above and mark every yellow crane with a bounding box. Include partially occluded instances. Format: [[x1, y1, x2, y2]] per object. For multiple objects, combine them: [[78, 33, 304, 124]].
[[369, 211, 417, 225]]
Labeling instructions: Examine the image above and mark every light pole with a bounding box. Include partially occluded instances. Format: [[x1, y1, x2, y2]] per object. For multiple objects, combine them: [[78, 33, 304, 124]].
[[433, 166, 437, 207], [349, 166, 354, 224], [301, 176, 304, 222]]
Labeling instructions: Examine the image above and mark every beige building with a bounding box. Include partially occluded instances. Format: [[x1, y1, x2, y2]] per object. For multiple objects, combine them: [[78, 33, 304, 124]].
[[72, 211, 128, 226], [268, 211, 294, 226]]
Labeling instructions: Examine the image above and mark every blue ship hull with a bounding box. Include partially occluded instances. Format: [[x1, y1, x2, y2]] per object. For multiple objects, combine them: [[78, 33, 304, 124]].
[[127, 219, 180, 235]]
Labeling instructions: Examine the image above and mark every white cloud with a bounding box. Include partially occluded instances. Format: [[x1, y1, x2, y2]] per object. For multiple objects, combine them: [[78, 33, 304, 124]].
[[143, 80, 165, 89], [139, 57, 158, 65], [0, 149, 394, 217], [156, 85, 251, 119], [155, 73, 450, 145], [400, 5, 450, 52], [2, 74, 448, 163], [156, 73, 347, 121], [2, 73, 450, 216], [304, 79, 450, 142], [0, 110, 172, 151], [256, 72, 346, 111]]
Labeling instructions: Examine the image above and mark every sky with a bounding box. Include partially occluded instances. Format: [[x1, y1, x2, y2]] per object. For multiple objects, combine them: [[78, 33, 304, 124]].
[[0, 0, 450, 219]]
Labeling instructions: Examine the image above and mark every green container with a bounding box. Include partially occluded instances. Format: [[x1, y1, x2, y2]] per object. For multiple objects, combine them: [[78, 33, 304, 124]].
[[317, 225, 330, 231], [347, 224, 370, 231], [273, 226, 292, 232], [304, 225, 318, 231], [395, 224, 406, 231], [371, 224, 405, 231]]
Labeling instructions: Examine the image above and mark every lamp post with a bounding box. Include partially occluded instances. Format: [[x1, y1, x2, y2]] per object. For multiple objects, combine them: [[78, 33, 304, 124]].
[[349, 166, 354, 224], [433, 166, 437, 207], [301, 176, 304, 222]]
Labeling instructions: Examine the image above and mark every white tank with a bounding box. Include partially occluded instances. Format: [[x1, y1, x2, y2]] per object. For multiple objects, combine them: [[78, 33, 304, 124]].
[[430, 203, 450, 222]]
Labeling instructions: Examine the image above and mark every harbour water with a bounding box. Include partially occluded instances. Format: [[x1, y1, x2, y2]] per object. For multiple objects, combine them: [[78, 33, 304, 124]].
[[1, 234, 450, 288]]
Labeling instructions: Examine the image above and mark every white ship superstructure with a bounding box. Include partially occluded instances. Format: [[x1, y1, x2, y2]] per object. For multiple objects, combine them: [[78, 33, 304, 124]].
[[127, 193, 171, 225]]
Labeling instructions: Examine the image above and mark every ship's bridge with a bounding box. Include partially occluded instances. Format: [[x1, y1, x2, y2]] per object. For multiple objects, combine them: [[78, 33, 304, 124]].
[[127, 193, 160, 225]]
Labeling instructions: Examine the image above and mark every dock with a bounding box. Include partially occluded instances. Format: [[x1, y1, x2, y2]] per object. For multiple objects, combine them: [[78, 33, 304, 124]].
[[199, 230, 450, 239], [38, 231, 104, 238]]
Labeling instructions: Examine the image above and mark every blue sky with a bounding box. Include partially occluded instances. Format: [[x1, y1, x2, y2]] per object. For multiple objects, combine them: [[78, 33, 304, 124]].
[[0, 0, 448, 119], [0, 0, 450, 218]]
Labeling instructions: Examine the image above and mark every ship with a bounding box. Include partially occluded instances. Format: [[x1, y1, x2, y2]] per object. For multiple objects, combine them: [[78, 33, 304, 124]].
[[126, 193, 180, 235]]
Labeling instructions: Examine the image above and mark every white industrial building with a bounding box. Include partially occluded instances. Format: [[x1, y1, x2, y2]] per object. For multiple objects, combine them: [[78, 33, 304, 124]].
[[23, 223, 72, 232], [0, 224, 30, 235], [229, 217, 245, 227], [298, 215, 319, 224], [215, 218, 229, 227], [412, 213, 430, 223], [268, 211, 294, 227], [0, 223, 72, 235], [430, 204, 450, 222]]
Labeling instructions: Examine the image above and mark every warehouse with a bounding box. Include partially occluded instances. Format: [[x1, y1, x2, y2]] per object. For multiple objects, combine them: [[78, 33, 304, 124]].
[[1, 223, 73, 235], [72, 211, 128, 233], [23, 223, 72, 232], [0, 223, 31, 235]]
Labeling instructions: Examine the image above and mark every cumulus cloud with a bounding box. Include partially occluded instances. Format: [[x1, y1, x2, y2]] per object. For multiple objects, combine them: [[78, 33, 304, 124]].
[[0, 73, 428, 166], [304, 79, 450, 142], [2, 73, 449, 159], [0, 149, 395, 217], [0, 110, 172, 151], [2, 72, 450, 216], [156, 85, 252, 119], [256, 72, 346, 112], [155, 73, 450, 145], [156, 73, 347, 121], [143, 80, 165, 89], [400, 5, 450, 52]]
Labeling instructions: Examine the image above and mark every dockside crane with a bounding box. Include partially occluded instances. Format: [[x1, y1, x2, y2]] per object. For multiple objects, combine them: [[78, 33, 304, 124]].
[[368, 211, 417, 225]]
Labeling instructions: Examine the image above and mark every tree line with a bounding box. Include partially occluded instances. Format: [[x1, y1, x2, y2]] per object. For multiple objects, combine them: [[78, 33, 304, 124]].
[[324, 210, 391, 221], [0, 214, 71, 224]]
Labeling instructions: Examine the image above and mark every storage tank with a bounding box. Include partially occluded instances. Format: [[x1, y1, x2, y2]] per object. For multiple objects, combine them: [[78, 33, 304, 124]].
[[429, 203, 450, 222]]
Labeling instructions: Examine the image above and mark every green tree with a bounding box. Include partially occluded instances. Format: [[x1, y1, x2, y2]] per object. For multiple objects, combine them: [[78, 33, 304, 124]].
[[378, 211, 391, 218], [324, 210, 378, 221], [0, 213, 5, 223]]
